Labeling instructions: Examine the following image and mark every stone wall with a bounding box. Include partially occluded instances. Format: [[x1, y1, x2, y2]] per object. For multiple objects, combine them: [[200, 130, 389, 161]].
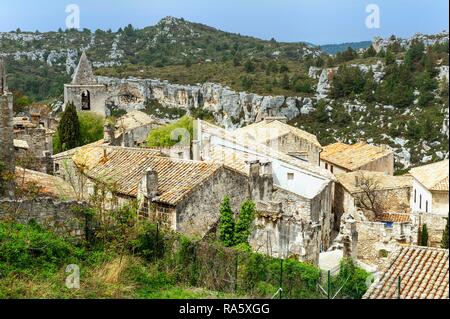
[[0, 92, 15, 195], [64, 84, 108, 116], [174, 167, 249, 238], [14, 127, 53, 173], [0, 197, 91, 239], [411, 212, 447, 247], [356, 220, 413, 268], [360, 153, 394, 175], [267, 133, 321, 166], [249, 182, 333, 265]]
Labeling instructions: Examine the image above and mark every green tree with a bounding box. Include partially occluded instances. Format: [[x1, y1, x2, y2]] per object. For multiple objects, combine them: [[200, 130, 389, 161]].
[[234, 200, 255, 245], [363, 45, 377, 58], [219, 197, 235, 247], [281, 73, 290, 89], [57, 102, 81, 152], [78, 112, 104, 145], [420, 224, 429, 246], [441, 218, 449, 249]]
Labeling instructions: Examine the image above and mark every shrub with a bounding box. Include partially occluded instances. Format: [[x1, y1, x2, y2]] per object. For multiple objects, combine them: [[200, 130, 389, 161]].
[[0, 222, 84, 276], [146, 115, 193, 147], [333, 258, 371, 299], [56, 102, 81, 152]]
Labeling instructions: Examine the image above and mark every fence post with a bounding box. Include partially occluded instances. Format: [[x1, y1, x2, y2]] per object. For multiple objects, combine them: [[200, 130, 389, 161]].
[[234, 252, 238, 294], [397, 276, 401, 299], [327, 270, 331, 299], [279, 259, 283, 299]]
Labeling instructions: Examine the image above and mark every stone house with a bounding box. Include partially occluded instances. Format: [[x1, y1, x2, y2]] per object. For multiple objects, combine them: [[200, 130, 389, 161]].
[[194, 119, 335, 264], [409, 159, 449, 215], [363, 246, 449, 299], [57, 144, 249, 238], [320, 141, 394, 175], [232, 117, 322, 165]]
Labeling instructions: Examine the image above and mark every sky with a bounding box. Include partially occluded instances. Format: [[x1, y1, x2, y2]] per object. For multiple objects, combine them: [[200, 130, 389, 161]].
[[0, 0, 448, 45]]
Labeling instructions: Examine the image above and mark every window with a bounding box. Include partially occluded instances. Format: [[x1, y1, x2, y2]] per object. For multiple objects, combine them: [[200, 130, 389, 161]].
[[287, 172, 294, 180], [325, 163, 328, 170], [426, 201, 428, 213], [414, 190, 416, 203], [54, 163, 60, 173], [330, 165, 334, 173], [419, 194, 422, 210], [81, 90, 91, 110]]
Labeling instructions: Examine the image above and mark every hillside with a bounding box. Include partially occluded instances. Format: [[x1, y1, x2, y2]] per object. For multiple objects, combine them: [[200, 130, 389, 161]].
[[0, 18, 448, 170]]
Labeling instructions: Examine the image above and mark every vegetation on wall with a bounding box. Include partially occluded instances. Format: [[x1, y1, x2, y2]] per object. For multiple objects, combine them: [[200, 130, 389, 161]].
[[441, 218, 449, 249]]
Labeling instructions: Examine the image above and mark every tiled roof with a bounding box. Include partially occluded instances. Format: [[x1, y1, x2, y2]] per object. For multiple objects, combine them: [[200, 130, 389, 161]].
[[321, 141, 393, 171], [15, 167, 77, 200], [72, 145, 225, 205], [233, 119, 322, 148], [410, 160, 449, 191], [199, 120, 335, 181], [363, 246, 449, 299], [336, 170, 412, 194], [114, 110, 165, 139], [375, 213, 411, 223]]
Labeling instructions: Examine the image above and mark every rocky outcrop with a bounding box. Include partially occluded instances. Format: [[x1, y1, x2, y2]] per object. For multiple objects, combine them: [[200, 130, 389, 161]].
[[372, 31, 449, 53], [97, 76, 310, 129]]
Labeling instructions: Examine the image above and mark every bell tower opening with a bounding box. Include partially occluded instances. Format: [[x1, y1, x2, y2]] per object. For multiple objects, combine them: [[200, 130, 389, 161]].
[[81, 90, 91, 110]]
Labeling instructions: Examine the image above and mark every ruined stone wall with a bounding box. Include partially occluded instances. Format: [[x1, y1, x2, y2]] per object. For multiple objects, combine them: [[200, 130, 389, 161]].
[[431, 191, 449, 216], [14, 127, 50, 158], [360, 153, 394, 175], [0, 93, 15, 185], [356, 221, 413, 268], [175, 167, 249, 238], [250, 183, 333, 265], [411, 212, 448, 247], [0, 197, 91, 239]]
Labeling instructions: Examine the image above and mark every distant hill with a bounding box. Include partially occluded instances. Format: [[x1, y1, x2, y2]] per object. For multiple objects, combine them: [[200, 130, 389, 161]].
[[318, 41, 372, 55]]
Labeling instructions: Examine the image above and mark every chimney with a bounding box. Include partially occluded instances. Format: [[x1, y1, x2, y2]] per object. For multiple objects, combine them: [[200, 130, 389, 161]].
[[0, 58, 15, 197], [192, 140, 200, 161], [103, 122, 115, 145], [263, 116, 287, 124], [247, 160, 274, 201], [145, 169, 158, 199]]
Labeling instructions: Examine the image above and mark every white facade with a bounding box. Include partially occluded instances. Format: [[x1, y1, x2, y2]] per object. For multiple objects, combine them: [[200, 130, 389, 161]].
[[410, 178, 437, 214]]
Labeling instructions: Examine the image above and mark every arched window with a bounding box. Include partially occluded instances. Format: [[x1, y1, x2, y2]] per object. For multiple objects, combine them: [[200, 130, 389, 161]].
[[81, 90, 91, 110]]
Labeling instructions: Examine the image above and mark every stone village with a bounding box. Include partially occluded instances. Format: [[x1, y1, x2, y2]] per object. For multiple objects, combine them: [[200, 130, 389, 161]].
[[1, 53, 449, 299]]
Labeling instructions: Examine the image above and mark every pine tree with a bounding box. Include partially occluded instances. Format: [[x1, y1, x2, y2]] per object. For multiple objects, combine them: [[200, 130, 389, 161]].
[[363, 45, 377, 58], [235, 200, 256, 245], [420, 224, 429, 246], [57, 101, 81, 152], [219, 197, 235, 247], [441, 218, 449, 249]]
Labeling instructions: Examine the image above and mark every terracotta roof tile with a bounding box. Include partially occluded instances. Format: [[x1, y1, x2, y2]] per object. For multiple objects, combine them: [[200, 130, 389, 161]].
[[233, 119, 322, 148], [15, 167, 77, 200], [363, 246, 449, 299], [375, 213, 411, 223], [410, 160, 449, 191], [72, 145, 225, 205], [321, 141, 393, 171]]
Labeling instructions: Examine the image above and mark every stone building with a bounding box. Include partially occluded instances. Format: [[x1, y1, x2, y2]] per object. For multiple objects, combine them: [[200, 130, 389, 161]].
[[104, 110, 166, 147], [320, 141, 394, 175], [64, 52, 107, 115], [232, 117, 322, 165], [409, 159, 449, 215], [194, 119, 335, 264], [363, 246, 449, 299], [57, 144, 249, 238], [12, 116, 54, 173], [0, 56, 15, 197]]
